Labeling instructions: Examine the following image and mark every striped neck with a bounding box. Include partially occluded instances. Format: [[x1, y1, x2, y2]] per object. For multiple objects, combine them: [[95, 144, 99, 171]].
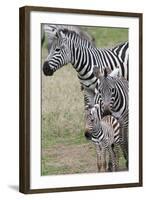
[[70, 46, 97, 90]]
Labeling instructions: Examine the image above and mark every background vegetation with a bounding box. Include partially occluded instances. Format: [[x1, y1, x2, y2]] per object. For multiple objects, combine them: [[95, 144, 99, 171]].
[[41, 26, 128, 175]]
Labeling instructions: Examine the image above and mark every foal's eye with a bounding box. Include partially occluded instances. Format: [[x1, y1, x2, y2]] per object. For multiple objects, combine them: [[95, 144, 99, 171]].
[[55, 48, 60, 52]]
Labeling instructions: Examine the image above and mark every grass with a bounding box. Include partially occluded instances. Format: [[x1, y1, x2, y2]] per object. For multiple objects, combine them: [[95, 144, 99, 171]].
[[41, 26, 128, 175], [83, 26, 128, 48]]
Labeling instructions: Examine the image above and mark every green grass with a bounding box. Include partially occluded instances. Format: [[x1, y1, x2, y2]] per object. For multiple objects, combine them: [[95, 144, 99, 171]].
[[41, 26, 128, 175], [83, 26, 128, 48]]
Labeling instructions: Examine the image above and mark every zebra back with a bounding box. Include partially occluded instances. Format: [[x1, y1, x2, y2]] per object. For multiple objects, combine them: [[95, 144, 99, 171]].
[[111, 41, 129, 63], [101, 115, 120, 145]]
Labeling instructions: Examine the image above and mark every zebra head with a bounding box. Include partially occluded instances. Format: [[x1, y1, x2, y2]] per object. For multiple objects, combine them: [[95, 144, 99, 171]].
[[43, 30, 72, 76], [84, 103, 102, 142], [96, 68, 120, 116], [84, 104, 98, 140]]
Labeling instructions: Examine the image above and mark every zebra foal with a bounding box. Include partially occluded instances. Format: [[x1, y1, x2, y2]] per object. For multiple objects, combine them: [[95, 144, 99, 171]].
[[84, 103, 120, 172]]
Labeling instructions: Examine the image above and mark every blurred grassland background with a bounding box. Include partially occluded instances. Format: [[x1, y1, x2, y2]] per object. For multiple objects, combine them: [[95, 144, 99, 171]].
[[41, 26, 128, 175]]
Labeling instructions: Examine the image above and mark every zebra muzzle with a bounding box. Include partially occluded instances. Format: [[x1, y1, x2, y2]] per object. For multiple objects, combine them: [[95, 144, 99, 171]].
[[84, 130, 92, 140], [43, 61, 54, 76], [102, 105, 112, 117]]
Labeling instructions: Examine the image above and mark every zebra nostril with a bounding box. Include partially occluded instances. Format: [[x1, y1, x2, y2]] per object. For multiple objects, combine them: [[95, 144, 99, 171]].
[[102, 104, 112, 117], [84, 131, 91, 140], [43, 61, 54, 76]]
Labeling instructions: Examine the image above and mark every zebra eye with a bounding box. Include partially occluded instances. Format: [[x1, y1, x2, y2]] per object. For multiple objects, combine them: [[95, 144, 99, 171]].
[[55, 48, 60, 52]]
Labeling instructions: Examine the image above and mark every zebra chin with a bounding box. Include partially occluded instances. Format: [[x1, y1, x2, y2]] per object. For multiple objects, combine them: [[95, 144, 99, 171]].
[[43, 61, 54, 76]]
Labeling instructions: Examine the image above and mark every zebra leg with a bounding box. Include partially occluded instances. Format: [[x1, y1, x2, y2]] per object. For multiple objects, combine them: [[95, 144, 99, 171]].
[[122, 142, 128, 169], [120, 141, 128, 169], [120, 128, 129, 169], [96, 145, 102, 172], [107, 144, 118, 172], [96, 145, 106, 172], [112, 144, 119, 171], [107, 152, 113, 172], [108, 145, 117, 172], [124, 132, 129, 169], [101, 148, 107, 172]]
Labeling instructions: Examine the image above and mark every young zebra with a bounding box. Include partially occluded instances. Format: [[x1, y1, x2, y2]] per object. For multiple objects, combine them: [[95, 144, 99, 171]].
[[84, 103, 121, 172], [43, 29, 128, 91], [94, 68, 129, 168]]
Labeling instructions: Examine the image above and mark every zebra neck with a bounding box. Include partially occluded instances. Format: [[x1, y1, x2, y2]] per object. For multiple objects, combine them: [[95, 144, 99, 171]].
[[70, 47, 97, 90], [94, 125, 104, 141]]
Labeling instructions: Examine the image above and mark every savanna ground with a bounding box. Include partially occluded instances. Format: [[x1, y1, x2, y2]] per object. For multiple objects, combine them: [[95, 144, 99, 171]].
[[41, 26, 128, 175]]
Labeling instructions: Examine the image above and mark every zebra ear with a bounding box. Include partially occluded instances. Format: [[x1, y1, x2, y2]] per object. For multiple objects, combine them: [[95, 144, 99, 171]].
[[58, 30, 66, 39], [44, 24, 57, 34], [94, 104, 99, 109], [109, 68, 120, 78], [55, 29, 65, 39], [85, 105, 89, 110], [55, 31, 60, 39]]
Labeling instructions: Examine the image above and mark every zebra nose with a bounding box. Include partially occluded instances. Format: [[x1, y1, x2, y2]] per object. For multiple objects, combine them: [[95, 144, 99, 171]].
[[103, 105, 112, 116], [84, 130, 92, 140], [43, 61, 54, 76]]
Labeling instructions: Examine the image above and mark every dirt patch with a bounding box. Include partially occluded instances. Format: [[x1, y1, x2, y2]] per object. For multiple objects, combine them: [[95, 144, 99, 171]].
[[42, 142, 98, 175]]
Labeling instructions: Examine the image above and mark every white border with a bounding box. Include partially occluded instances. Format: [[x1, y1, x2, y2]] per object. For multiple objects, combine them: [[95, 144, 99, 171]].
[[30, 11, 139, 189]]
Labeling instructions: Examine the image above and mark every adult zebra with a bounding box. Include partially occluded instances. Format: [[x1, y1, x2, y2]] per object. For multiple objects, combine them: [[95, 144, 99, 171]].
[[43, 29, 128, 91], [93, 68, 129, 168], [84, 103, 121, 172]]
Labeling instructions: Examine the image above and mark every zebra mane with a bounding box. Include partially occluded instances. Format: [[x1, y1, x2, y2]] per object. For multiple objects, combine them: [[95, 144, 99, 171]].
[[57, 28, 93, 47], [58, 28, 81, 38]]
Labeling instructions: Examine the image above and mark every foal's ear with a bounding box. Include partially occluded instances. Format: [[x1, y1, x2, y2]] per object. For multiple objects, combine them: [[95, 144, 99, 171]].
[[109, 68, 120, 78], [56, 29, 66, 39], [94, 104, 100, 109], [85, 105, 89, 110]]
